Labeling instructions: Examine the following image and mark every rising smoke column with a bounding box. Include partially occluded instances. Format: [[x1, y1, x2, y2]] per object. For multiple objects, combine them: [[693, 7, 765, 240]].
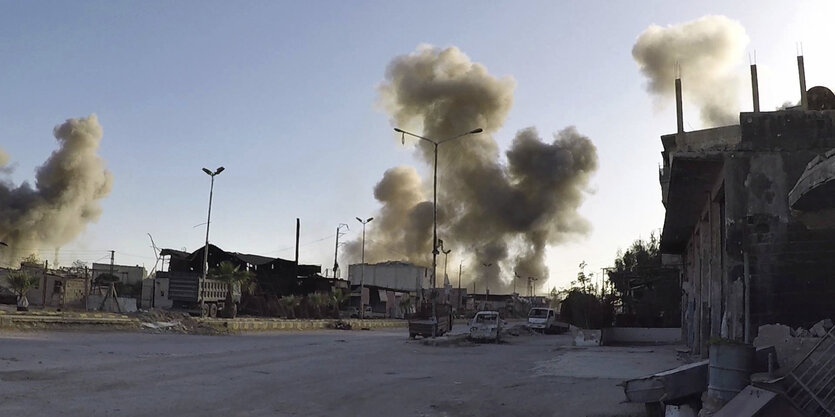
[[632, 15, 749, 127], [346, 45, 598, 291], [0, 114, 113, 264]]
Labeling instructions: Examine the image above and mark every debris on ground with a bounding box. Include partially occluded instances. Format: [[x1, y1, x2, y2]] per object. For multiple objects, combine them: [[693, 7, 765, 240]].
[[501, 324, 538, 337], [420, 334, 474, 347], [328, 320, 353, 330], [136, 310, 225, 335]]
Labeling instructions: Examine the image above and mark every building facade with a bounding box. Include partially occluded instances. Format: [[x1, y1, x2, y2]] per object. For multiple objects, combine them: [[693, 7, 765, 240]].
[[659, 64, 835, 355]]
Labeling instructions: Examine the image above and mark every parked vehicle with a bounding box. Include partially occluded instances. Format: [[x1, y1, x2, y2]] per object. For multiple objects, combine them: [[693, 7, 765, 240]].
[[408, 302, 453, 339], [527, 307, 569, 334], [160, 271, 240, 318], [363, 306, 386, 319], [340, 307, 360, 319], [469, 310, 505, 342]]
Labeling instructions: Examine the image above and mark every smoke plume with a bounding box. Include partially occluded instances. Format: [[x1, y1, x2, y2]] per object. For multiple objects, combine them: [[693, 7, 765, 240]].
[[0, 114, 113, 264], [632, 15, 749, 127], [346, 45, 598, 292]]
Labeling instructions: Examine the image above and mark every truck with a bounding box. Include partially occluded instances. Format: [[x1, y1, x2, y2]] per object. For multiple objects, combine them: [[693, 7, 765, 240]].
[[407, 302, 453, 339], [527, 307, 569, 334], [159, 271, 240, 318]]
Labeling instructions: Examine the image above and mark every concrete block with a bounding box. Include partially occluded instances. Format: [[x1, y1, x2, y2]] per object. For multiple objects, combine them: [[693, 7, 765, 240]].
[[572, 328, 601, 346], [666, 404, 697, 417], [602, 327, 681, 345]]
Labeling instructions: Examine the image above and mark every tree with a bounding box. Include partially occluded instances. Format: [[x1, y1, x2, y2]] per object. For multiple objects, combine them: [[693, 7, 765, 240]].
[[307, 293, 329, 319], [330, 289, 348, 318], [209, 261, 254, 319], [7, 270, 38, 311], [399, 295, 413, 318], [20, 253, 41, 266], [278, 295, 301, 319]]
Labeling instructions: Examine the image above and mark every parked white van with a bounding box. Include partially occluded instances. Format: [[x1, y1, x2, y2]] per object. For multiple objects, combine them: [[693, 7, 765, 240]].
[[527, 307, 569, 334]]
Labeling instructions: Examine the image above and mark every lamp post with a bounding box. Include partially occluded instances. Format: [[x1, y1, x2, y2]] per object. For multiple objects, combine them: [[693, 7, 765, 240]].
[[394, 127, 482, 293], [333, 223, 349, 278], [201, 166, 225, 281], [356, 217, 373, 319]]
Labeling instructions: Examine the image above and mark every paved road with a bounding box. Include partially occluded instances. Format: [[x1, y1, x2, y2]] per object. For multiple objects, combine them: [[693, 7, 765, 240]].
[[0, 329, 682, 417]]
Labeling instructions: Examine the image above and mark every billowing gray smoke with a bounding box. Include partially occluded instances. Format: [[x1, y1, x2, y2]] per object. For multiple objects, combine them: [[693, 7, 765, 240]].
[[632, 15, 749, 127], [345, 45, 598, 292], [0, 114, 112, 265]]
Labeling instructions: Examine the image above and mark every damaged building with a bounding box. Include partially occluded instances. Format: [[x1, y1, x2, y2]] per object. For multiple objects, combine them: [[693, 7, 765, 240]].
[[659, 56, 835, 356]]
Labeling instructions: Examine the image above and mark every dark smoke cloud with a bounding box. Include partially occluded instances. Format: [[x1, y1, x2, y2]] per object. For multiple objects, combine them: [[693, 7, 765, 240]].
[[0, 114, 112, 265], [632, 15, 749, 127], [345, 45, 598, 292]]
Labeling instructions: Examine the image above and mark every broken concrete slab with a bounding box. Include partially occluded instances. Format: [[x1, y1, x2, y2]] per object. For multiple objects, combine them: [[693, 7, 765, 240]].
[[712, 385, 804, 417], [571, 327, 601, 346], [810, 318, 833, 337], [623, 359, 708, 403], [754, 324, 823, 372]]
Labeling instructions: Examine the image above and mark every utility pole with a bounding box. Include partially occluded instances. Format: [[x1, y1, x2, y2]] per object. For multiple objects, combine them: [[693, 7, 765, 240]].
[[514, 272, 520, 294], [333, 223, 349, 278], [356, 217, 373, 319], [457, 262, 462, 312]]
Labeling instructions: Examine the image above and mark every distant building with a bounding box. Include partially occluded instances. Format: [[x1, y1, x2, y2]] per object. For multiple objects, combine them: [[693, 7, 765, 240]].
[[348, 261, 430, 294], [91, 263, 146, 285]]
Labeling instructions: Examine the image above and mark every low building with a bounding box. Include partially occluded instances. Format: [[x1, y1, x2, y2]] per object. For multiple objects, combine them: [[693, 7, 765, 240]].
[[466, 293, 530, 318]]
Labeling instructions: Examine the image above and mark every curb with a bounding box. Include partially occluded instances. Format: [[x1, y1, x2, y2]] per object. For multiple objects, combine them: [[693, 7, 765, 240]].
[[0, 315, 138, 327], [198, 318, 408, 332]]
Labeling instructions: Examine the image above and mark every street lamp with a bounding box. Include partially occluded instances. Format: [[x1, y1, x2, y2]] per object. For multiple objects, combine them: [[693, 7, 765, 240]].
[[201, 166, 225, 281], [394, 127, 482, 293], [356, 216, 373, 319]]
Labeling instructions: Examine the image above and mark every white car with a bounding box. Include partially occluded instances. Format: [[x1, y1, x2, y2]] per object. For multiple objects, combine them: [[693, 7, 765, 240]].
[[527, 307, 568, 334], [469, 311, 504, 342]]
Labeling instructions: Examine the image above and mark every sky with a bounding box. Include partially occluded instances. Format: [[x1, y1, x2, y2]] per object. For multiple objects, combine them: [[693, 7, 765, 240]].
[[2, 0, 834, 292]]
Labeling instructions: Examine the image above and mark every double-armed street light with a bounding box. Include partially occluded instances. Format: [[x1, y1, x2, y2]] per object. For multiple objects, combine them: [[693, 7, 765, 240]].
[[393, 127, 483, 296], [201, 166, 225, 281], [356, 217, 373, 319]]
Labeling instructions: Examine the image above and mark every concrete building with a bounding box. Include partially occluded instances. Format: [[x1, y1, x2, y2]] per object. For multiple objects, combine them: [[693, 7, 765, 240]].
[[348, 261, 430, 294], [659, 57, 835, 355], [91, 263, 146, 285]]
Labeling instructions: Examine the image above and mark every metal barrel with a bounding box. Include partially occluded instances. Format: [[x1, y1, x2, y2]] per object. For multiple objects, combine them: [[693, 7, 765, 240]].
[[707, 343, 755, 402]]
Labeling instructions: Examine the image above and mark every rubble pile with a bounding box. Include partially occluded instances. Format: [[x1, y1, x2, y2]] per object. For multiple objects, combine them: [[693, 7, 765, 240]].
[[137, 310, 225, 335]]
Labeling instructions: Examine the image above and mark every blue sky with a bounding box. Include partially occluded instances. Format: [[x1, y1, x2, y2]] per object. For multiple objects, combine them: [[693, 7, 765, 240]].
[[2, 1, 833, 290]]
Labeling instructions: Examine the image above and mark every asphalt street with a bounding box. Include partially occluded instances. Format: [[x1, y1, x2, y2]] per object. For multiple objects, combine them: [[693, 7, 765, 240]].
[[0, 328, 682, 417]]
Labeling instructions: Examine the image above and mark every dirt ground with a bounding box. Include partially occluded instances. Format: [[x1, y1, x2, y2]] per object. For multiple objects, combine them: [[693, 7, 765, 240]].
[[0, 328, 682, 417]]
